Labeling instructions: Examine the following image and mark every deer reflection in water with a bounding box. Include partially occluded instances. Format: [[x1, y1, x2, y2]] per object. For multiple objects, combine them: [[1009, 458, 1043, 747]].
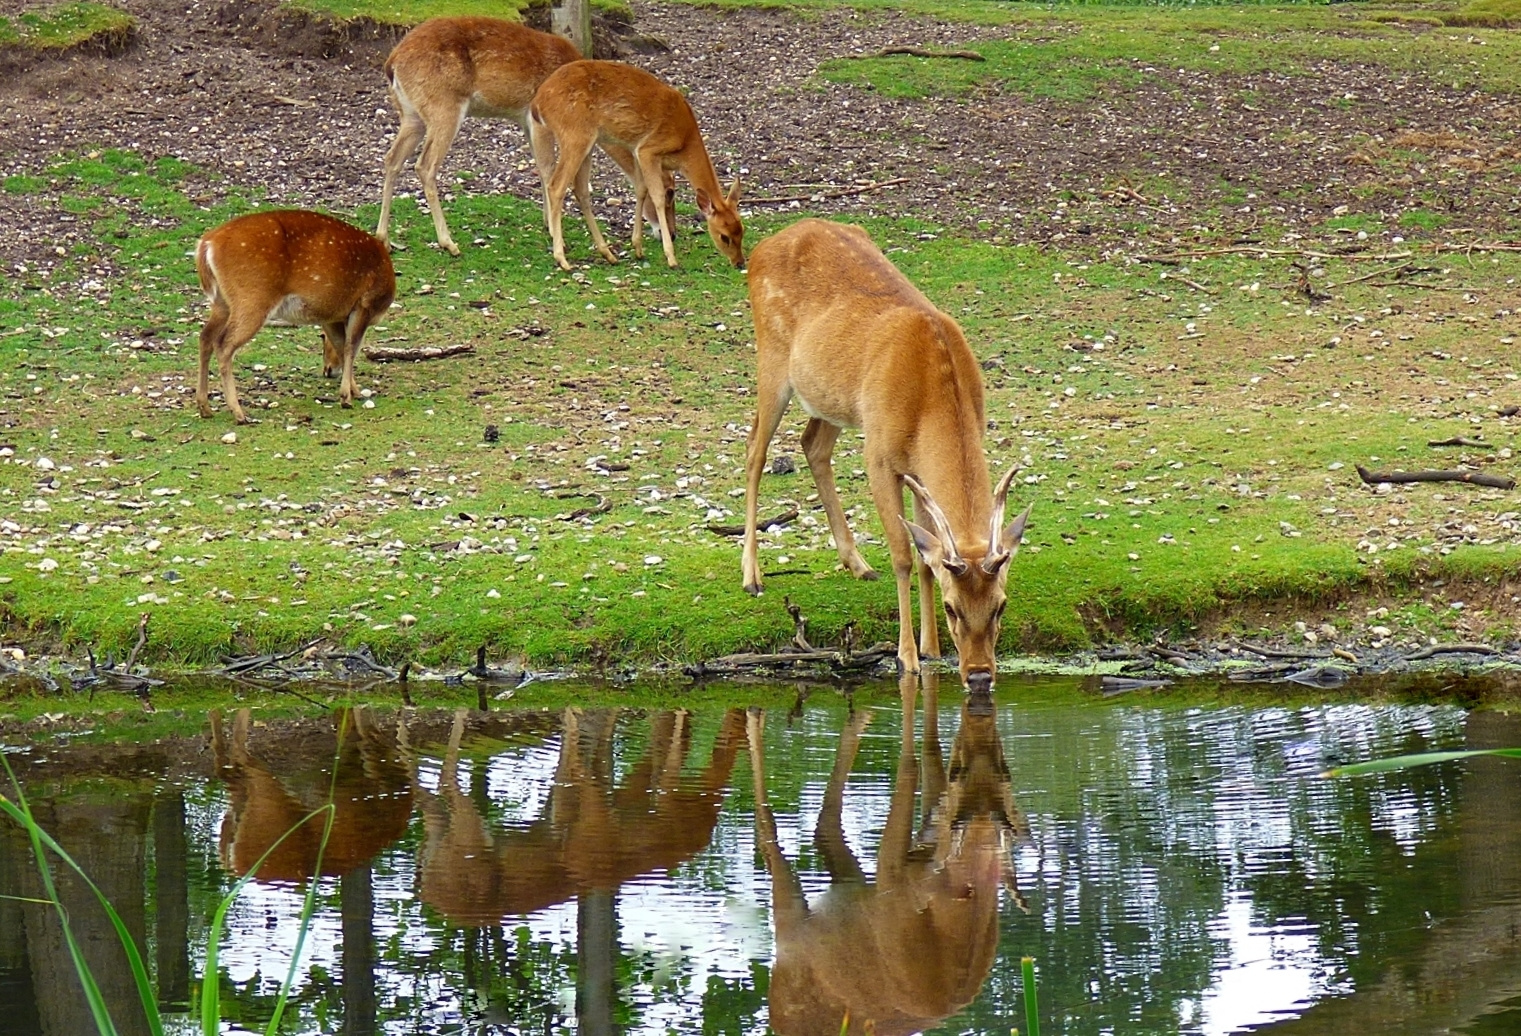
[[418, 707, 748, 924], [210, 706, 415, 882], [750, 672, 1027, 1036]]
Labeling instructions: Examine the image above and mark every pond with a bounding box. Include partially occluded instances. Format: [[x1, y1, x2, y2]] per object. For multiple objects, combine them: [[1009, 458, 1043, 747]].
[[1, 671, 1519, 1035]]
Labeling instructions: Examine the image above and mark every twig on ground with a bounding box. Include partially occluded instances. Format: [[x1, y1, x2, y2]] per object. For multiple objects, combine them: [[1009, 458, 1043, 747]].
[[1428, 436, 1491, 448], [860, 45, 985, 60], [124, 612, 150, 672], [747, 178, 909, 206], [554, 491, 610, 520], [1232, 641, 1331, 660], [1356, 464, 1515, 490], [785, 596, 815, 652], [707, 508, 799, 537], [362, 342, 475, 362], [1133, 246, 1412, 263], [1403, 642, 1500, 661]]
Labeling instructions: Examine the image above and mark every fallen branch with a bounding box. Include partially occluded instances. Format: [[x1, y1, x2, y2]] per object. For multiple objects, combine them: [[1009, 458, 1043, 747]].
[[1133, 246, 1412, 263], [362, 342, 475, 362], [1403, 642, 1500, 661], [1428, 436, 1490, 448], [1356, 464, 1515, 490], [707, 508, 799, 537], [747, 178, 909, 206], [1435, 242, 1521, 255], [1232, 641, 1330, 660], [860, 45, 985, 60], [554, 491, 610, 520]]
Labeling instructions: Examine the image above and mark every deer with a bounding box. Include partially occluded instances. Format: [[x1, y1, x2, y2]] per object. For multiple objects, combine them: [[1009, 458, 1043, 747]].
[[210, 706, 415, 883], [195, 209, 395, 424], [748, 671, 1027, 1036], [741, 218, 1030, 691], [416, 707, 748, 924], [527, 59, 745, 272], [375, 17, 675, 257]]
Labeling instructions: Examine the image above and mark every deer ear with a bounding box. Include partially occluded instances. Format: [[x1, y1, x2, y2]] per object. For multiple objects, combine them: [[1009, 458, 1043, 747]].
[[694, 188, 715, 217], [1000, 504, 1032, 557], [902, 517, 968, 575], [727, 178, 743, 204]]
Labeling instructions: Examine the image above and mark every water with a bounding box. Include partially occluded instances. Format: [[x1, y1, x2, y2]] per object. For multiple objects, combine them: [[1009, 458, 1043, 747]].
[[2, 672, 1520, 1035]]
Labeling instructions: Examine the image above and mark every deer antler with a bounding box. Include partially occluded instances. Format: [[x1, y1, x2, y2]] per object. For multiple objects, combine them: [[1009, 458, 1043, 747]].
[[902, 473, 964, 570], [982, 467, 1032, 575]]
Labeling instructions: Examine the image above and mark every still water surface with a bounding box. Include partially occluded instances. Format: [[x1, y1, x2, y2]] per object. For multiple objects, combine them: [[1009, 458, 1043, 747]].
[[2, 672, 1520, 1035]]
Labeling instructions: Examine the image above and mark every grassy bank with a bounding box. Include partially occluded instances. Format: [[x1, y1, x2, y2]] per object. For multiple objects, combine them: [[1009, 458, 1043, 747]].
[[0, 1, 133, 52], [5, 0, 1521, 671]]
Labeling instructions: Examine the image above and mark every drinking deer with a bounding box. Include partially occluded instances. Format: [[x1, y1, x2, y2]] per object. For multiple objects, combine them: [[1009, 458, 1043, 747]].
[[528, 59, 745, 271], [742, 219, 1029, 689], [748, 672, 1026, 1036], [376, 17, 675, 256], [195, 209, 395, 424]]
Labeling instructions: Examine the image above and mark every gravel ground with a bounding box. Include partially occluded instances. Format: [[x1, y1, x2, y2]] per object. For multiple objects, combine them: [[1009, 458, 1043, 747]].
[[2, 0, 1520, 277]]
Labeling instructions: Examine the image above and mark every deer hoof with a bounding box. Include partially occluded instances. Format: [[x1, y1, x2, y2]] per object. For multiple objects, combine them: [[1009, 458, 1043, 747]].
[[744, 581, 763, 597]]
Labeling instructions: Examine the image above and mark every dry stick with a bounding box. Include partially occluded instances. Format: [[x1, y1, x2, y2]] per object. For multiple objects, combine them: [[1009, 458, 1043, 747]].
[[864, 45, 986, 60], [1329, 262, 1414, 288], [1404, 643, 1500, 660], [124, 612, 150, 672], [1428, 436, 1490, 448], [1232, 641, 1330, 660], [1133, 246, 1413, 263], [707, 508, 799, 537], [747, 177, 909, 206], [1355, 464, 1515, 490], [555, 491, 610, 520], [363, 343, 475, 362], [1435, 242, 1521, 254], [785, 596, 814, 652]]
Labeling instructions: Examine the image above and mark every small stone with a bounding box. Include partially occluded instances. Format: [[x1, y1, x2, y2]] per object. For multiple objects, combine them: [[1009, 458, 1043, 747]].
[[37, 558, 58, 572], [35, 457, 54, 471], [221, 432, 238, 444], [398, 613, 417, 627]]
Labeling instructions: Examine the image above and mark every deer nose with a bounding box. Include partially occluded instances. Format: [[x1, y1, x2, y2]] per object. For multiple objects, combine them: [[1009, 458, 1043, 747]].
[[966, 670, 995, 697]]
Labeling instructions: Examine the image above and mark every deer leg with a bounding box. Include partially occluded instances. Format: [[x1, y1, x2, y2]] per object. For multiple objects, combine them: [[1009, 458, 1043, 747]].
[[414, 100, 467, 256], [869, 465, 920, 673], [213, 306, 268, 425], [816, 709, 871, 884], [741, 361, 794, 594], [638, 151, 679, 268], [746, 709, 808, 927], [338, 310, 371, 408], [570, 155, 617, 265], [801, 418, 876, 582], [377, 105, 426, 245], [543, 130, 598, 271], [601, 143, 665, 245], [197, 297, 230, 418]]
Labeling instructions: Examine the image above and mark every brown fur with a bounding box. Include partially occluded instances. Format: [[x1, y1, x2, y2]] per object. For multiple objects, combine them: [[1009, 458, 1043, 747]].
[[210, 707, 414, 883], [376, 17, 674, 256], [195, 209, 394, 424], [417, 707, 747, 924], [742, 219, 1029, 685], [528, 59, 745, 270], [749, 673, 1026, 1036]]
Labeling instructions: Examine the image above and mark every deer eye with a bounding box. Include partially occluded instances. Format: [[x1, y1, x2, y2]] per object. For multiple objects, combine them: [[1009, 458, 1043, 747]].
[[945, 605, 959, 623], [720, 234, 732, 244]]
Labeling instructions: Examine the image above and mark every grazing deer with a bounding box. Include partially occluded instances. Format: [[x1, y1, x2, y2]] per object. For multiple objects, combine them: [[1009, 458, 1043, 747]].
[[376, 17, 675, 257], [742, 218, 1029, 689], [417, 707, 747, 924], [210, 707, 414, 883], [528, 59, 745, 271], [748, 672, 1026, 1036], [195, 209, 395, 424]]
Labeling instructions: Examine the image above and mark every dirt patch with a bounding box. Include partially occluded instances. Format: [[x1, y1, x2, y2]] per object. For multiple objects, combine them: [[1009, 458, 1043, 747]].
[[2, 0, 1520, 276]]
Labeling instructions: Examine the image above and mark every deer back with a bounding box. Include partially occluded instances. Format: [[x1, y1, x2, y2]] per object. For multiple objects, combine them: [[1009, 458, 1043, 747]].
[[197, 210, 396, 324], [748, 219, 993, 531], [385, 17, 580, 119]]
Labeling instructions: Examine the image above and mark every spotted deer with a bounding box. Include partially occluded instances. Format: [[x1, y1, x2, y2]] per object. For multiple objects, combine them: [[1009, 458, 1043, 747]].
[[742, 219, 1030, 689], [195, 209, 394, 424]]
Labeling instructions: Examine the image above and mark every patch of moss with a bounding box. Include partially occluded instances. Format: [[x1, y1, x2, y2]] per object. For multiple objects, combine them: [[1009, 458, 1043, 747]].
[[0, 2, 134, 52]]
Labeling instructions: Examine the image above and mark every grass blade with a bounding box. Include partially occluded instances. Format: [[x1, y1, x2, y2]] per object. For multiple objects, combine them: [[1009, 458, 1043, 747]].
[[1322, 747, 1521, 777], [1022, 956, 1040, 1036]]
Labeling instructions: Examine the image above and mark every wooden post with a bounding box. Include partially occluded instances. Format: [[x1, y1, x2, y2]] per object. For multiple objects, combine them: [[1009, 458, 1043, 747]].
[[551, 0, 592, 57]]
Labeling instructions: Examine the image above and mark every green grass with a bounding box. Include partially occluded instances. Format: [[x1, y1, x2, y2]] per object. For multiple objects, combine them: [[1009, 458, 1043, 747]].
[[0, 1, 134, 51], [3, 115, 1521, 671]]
